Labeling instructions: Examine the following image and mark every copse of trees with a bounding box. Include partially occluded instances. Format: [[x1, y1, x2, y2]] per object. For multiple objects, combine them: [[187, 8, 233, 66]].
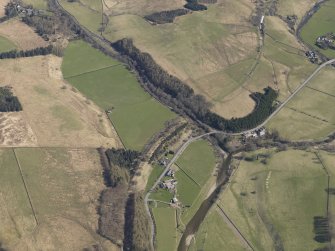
[[184, 0, 207, 11], [112, 38, 278, 133], [105, 148, 140, 172], [0, 45, 53, 59], [144, 9, 189, 24], [0, 86, 22, 112]]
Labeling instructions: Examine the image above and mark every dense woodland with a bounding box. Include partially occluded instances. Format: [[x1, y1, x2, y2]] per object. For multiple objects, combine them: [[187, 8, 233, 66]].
[[124, 193, 152, 251], [0, 86, 22, 112], [144, 9, 189, 24], [112, 38, 278, 133], [0, 45, 53, 59]]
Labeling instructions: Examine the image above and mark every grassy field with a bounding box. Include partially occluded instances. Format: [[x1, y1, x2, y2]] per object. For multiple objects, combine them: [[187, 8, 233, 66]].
[[176, 140, 216, 187], [0, 35, 16, 52], [0, 148, 118, 251], [150, 188, 174, 203], [267, 66, 335, 141], [189, 208, 246, 251], [152, 207, 177, 251], [220, 149, 327, 251], [300, 0, 335, 59], [62, 40, 176, 150], [175, 170, 200, 206]]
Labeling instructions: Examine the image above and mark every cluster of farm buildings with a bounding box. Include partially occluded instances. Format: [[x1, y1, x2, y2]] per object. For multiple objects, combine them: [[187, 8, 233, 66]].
[[243, 127, 266, 139]]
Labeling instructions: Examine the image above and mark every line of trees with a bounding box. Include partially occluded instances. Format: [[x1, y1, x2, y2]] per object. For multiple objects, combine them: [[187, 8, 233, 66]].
[[112, 38, 278, 133], [144, 9, 189, 24], [0, 45, 53, 59], [0, 86, 22, 112]]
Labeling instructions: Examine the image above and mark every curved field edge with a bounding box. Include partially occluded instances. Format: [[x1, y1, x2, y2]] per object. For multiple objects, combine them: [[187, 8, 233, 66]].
[[62, 40, 176, 150]]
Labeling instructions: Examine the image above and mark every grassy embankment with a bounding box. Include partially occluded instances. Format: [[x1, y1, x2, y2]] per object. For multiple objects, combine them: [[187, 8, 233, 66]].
[[62, 40, 176, 150]]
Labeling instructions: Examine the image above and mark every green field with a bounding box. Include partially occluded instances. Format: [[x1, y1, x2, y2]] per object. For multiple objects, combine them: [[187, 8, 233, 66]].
[[300, 0, 335, 59], [0, 35, 16, 53], [267, 66, 335, 140], [62, 40, 176, 150], [220, 149, 327, 251], [150, 188, 173, 203], [175, 170, 200, 206], [152, 207, 177, 251], [175, 140, 217, 223], [145, 164, 165, 192], [189, 209, 246, 251], [176, 140, 216, 187]]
